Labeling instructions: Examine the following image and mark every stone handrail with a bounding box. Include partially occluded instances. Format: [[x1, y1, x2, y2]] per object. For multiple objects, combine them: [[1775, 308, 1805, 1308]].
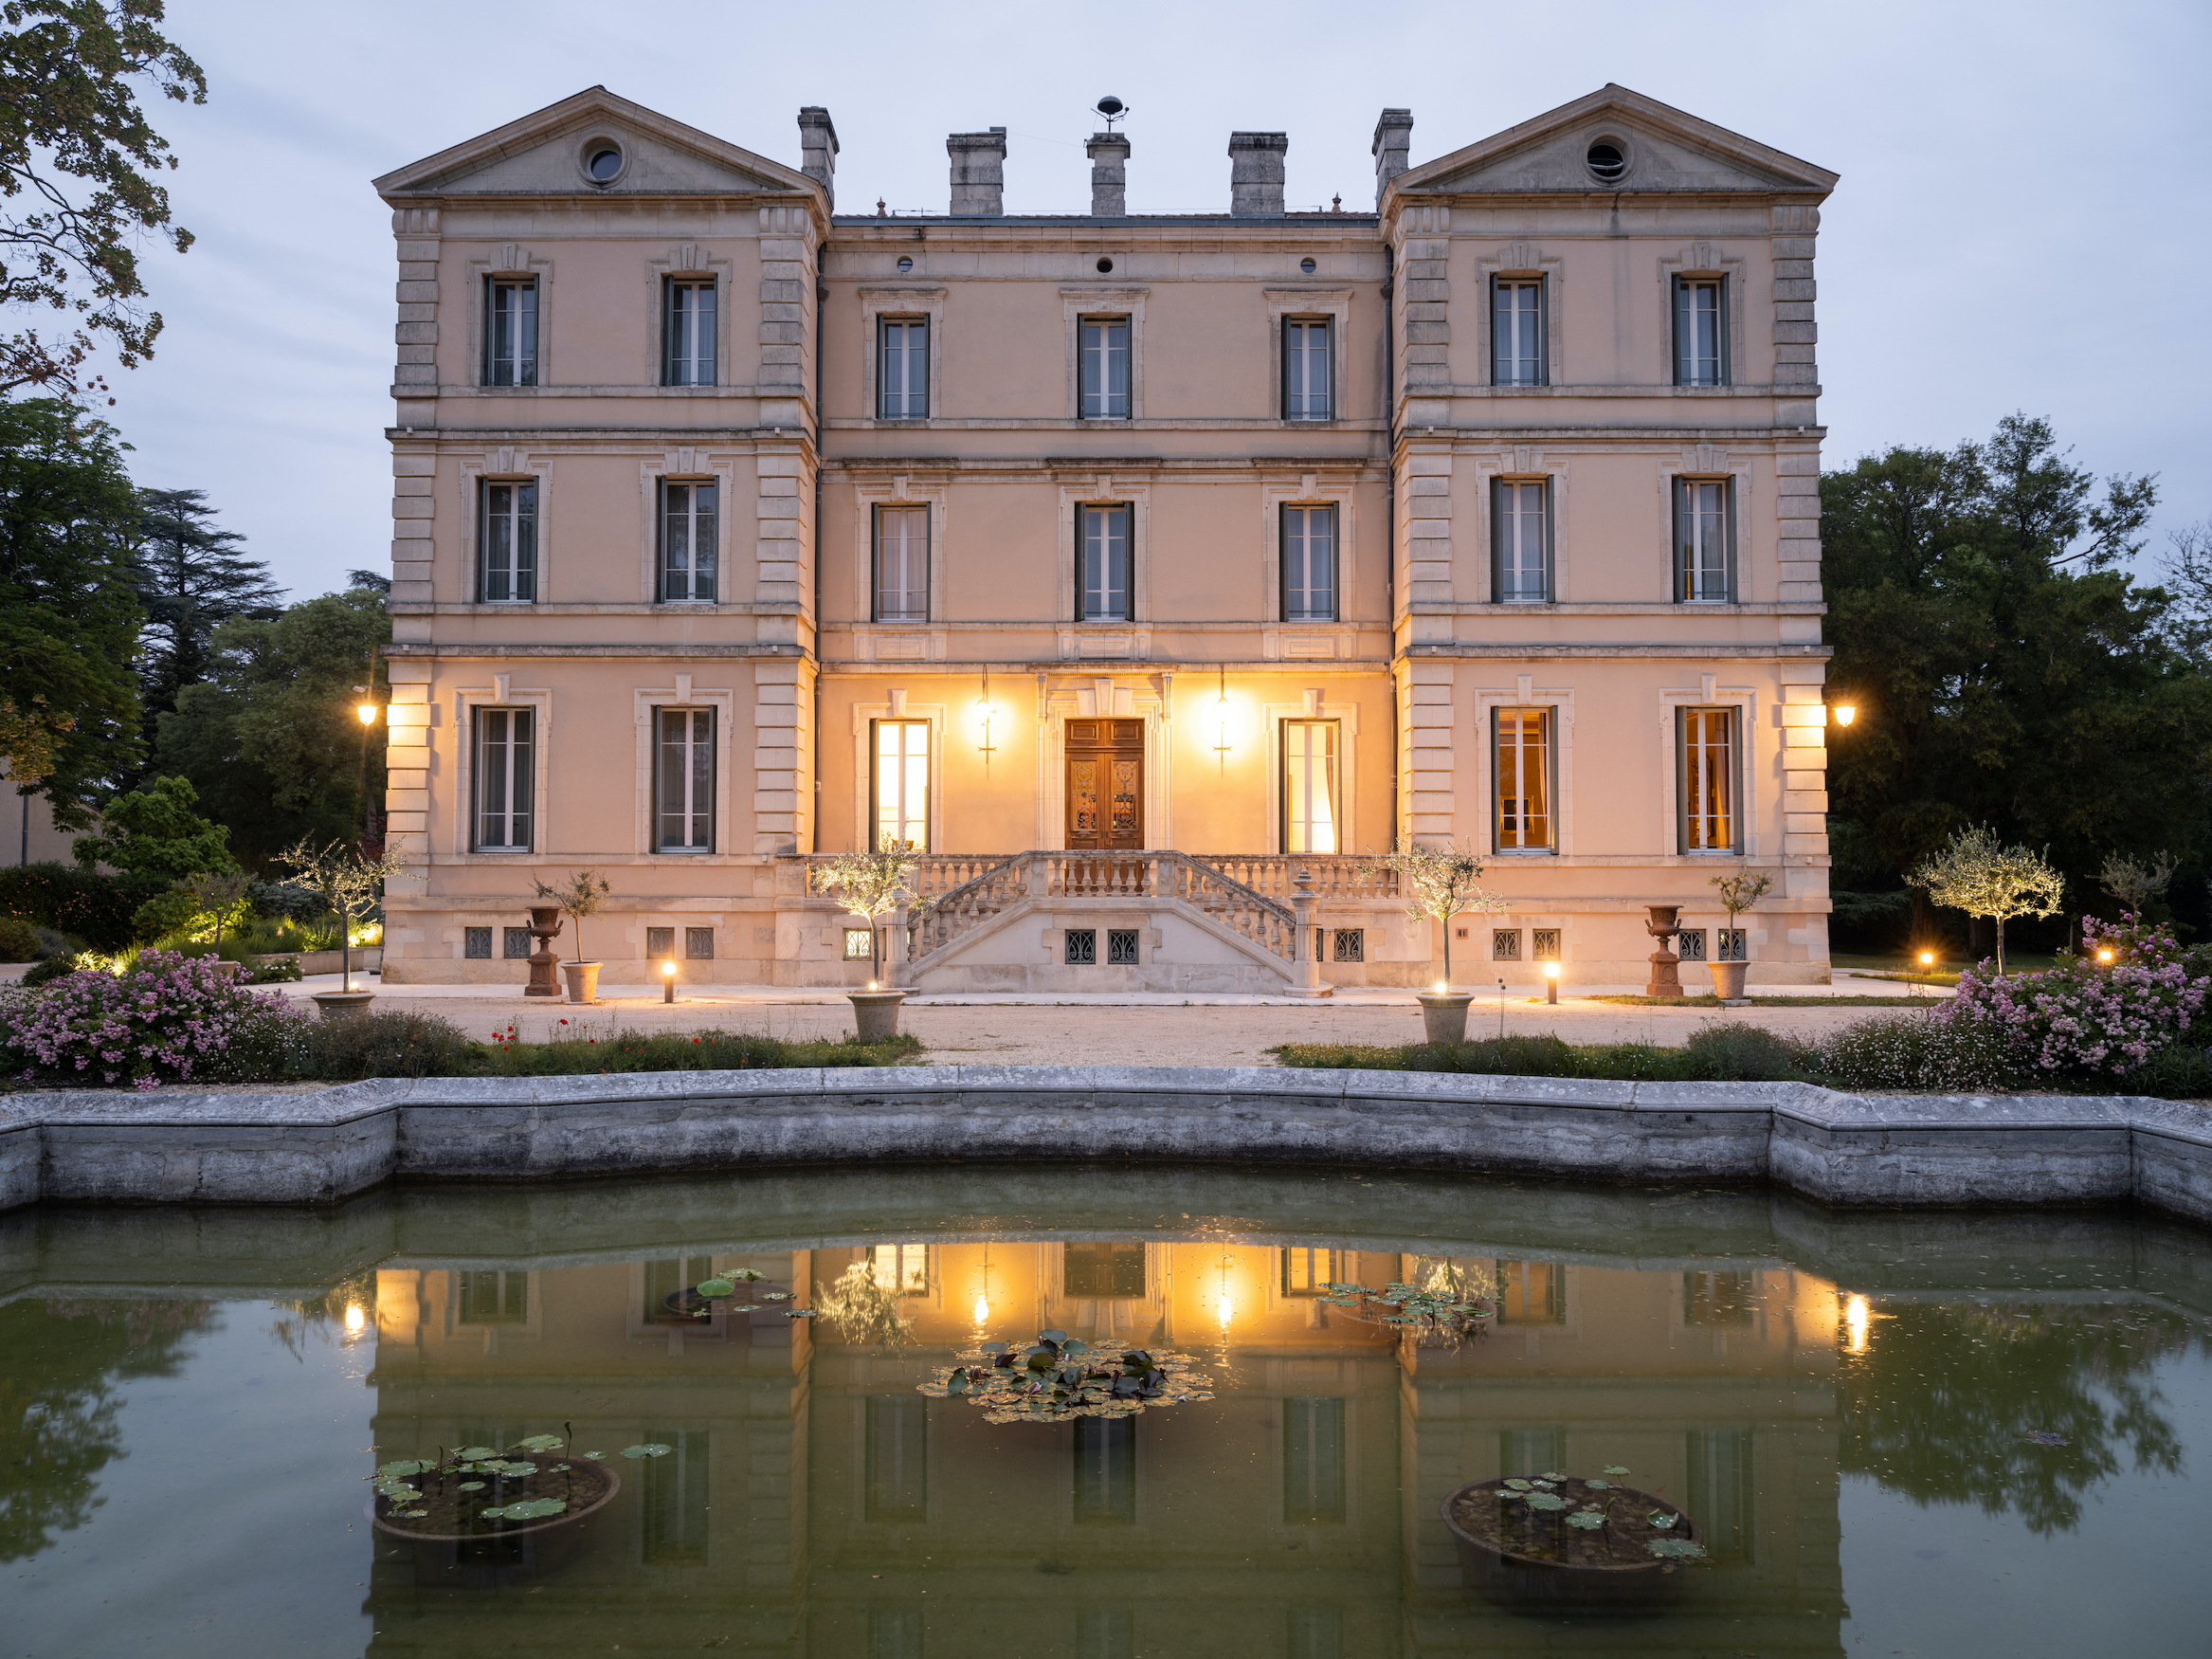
[[907, 853, 1026, 958], [1192, 855, 1401, 902], [789, 853, 1007, 905]]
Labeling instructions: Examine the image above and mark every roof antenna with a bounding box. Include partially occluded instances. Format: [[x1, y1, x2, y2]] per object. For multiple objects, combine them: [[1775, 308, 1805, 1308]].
[[1094, 95, 1129, 132]]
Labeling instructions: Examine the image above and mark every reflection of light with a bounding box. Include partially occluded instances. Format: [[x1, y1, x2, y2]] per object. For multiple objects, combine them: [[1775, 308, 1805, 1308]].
[[972, 1294, 989, 1324], [344, 1304, 367, 1336], [1215, 1291, 1233, 1329], [1843, 1294, 1869, 1354]]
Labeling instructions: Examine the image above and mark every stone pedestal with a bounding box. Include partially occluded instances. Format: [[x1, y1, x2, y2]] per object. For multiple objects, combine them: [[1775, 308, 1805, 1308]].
[[1643, 905, 1685, 998], [1284, 867, 1333, 998], [1416, 991, 1474, 1046], [524, 905, 563, 997]]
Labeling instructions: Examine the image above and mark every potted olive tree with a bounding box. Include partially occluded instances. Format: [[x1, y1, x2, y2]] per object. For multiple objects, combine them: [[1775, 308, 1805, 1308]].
[[277, 836, 407, 1015], [534, 869, 612, 1004], [1360, 843, 1506, 1044], [812, 837, 931, 1040], [1705, 866, 1774, 1003]]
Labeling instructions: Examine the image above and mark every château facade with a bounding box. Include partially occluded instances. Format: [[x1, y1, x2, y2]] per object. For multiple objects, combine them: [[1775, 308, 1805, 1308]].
[[371, 83, 1839, 990]]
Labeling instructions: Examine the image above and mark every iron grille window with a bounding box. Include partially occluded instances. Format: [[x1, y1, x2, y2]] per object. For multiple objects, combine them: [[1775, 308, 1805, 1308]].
[[873, 504, 928, 622], [655, 708, 715, 851], [664, 279, 716, 385], [1717, 927, 1748, 962], [878, 318, 929, 417], [485, 278, 537, 386], [1679, 707, 1739, 852], [1674, 478, 1734, 602], [1532, 928, 1561, 961], [646, 926, 675, 958], [1107, 928, 1139, 965], [1676, 927, 1709, 961], [1281, 503, 1336, 621], [1494, 708, 1553, 851], [843, 928, 874, 960], [685, 927, 714, 959], [1492, 277, 1545, 385], [1332, 927, 1364, 962], [1064, 928, 1097, 965], [1492, 929, 1521, 961], [1283, 319, 1333, 419], [1674, 277, 1728, 386], [1490, 477, 1551, 602], [1079, 317, 1130, 418], [661, 481, 717, 602], [502, 926, 532, 958], [463, 926, 492, 958], [873, 719, 930, 849], [1078, 503, 1131, 621], [480, 480, 537, 601], [473, 708, 534, 851]]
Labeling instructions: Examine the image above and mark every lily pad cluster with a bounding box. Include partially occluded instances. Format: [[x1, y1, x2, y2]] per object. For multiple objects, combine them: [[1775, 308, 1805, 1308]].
[[1471, 1470, 1708, 1564], [678, 1269, 815, 1320], [1319, 1279, 1495, 1340], [917, 1329, 1213, 1425], [367, 1429, 617, 1534]]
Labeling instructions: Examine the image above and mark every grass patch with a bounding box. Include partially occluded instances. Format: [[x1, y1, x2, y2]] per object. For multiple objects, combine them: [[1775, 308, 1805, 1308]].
[[1273, 1026, 1813, 1084], [1840, 970, 1962, 988], [471, 1027, 924, 1076]]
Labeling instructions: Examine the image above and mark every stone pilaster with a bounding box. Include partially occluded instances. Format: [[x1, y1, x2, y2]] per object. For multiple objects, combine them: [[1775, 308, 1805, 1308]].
[[1770, 203, 1820, 428], [390, 206, 440, 427], [382, 659, 433, 895], [1401, 659, 1458, 842], [757, 205, 814, 430], [1776, 447, 1822, 605], [1395, 203, 1451, 427], [752, 658, 811, 855], [390, 438, 435, 604]]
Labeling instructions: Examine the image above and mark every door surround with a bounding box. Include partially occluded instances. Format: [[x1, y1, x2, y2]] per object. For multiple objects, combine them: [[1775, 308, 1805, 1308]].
[[1035, 673, 1171, 849]]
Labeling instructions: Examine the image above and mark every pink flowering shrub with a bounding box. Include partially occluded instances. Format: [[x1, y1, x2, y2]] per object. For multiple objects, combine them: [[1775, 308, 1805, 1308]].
[[2, 950, 314, 1090], [1939, 916, 2210, 1077]]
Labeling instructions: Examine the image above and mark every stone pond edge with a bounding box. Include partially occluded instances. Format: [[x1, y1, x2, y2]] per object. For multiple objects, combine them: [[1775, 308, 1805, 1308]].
[[0, 1066, 2206, 1227]]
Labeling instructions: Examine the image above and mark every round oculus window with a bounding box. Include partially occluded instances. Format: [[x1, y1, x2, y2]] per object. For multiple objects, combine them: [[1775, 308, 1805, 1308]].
[[1299, 257, 1316, 274], [1096, 256, 1114, 273], [586, 146, 624, 182], [1586, 139, 1627, 183], [896, 255, 914, 273]]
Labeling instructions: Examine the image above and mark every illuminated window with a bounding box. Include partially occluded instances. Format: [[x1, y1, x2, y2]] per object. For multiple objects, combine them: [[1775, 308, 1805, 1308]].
[[1281, 1248, 1343, 1297], [872, 720, 930, 849], [1495, 1260, 1567, 1325], [1717, 927, 1747, 962], [872, 1244, 929, 1294], [1282, 720, 1339, 854], [1494, 708, 1551, 851], [1678, 708, 1738, 852], [843, 927, 874, 960]]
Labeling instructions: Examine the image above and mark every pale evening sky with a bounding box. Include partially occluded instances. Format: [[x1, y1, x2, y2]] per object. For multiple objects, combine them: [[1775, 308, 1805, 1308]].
[[88, 0, 2212, 599]]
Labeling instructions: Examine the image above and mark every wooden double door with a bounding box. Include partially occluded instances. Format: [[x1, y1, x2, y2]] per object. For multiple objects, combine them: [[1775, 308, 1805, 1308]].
[[1064, 719, 1144, 850]]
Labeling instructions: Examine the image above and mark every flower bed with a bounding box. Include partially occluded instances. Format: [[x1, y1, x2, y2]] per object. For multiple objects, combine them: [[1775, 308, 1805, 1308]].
[[3, 950, 312, 1089], [1939, 917, 2209, 1077]]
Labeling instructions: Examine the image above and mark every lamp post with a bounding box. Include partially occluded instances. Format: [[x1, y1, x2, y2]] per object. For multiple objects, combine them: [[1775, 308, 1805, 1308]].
[[1544, 959, 1560, 1006], [662, 958, 677, 1003]]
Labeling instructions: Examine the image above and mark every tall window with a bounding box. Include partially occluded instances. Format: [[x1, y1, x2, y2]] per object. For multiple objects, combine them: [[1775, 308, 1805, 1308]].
[[661, 481, 717, 602], [1674, 478, 1733, 601], [874, 505, 928, 622], [1491, 478, 1550, 602], [1281, 1248, 1344, 1296], [1079, 317, 1130, 418], [871, 1245, 929, 1293], [1674, 277, 1727, 386], [1282, 720, 1339, 855], [640, 1429, 711, 1565], [878, 318, 929, 417], [664, 279, 716, 385], [485, 278, 537, 386], [1679, 707, 1737, 853], [864, 1396, 927, 1522], [1079, 503, 1131, 621], [480, 480, 537, 602], [1281, 504, 1336, 621], [1282, 1398, 1346, 1524], [473, 708, 533, 851], [1494, 708, 1552, 852], [873, 719, 929, 849], [1492, 278, 1545, 386], [656, 708, 715, 852], [1283, 319, 1333, 420]]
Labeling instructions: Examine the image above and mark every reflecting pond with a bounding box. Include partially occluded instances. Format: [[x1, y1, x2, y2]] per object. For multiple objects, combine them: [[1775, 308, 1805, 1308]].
[[3, 1165, 2208, 1658]]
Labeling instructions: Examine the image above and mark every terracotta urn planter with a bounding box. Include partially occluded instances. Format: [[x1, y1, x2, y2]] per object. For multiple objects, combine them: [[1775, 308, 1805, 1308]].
[[1416, 990, 1474, 1045], [1643, 904, 1686, 997], [848, 988, 907, 1042], [522, 904, 564, 997], [1708, 960, 1750, 1002], [560, 961, 601, 1005], [310, 990, 376, 1018]]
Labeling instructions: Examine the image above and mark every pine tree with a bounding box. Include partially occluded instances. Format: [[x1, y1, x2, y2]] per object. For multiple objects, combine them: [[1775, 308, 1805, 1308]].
[[133, 488, 283, 728]]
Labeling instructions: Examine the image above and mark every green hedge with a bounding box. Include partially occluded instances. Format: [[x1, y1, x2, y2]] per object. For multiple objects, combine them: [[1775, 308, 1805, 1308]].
[[0, 864, 172, 951]]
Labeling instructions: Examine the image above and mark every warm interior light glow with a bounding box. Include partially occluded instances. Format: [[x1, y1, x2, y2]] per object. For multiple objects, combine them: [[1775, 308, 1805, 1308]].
[[972, 1295, 989, 1324], [356, 702, 378, 725], [1843, 1294, 1870, 1355], [344, 1304, 367, 1336], [1832, 703, 1856, 727], [1215, 1290, 1234, 1329]]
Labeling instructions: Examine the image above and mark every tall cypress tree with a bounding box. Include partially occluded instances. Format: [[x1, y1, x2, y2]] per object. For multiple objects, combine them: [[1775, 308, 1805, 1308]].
[[132, 488, 283, 733]]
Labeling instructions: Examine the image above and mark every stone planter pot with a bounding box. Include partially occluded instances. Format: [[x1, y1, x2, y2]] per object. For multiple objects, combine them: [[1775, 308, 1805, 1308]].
[[1416, 991, 1474, 1046], [847, 989, 907, 1042], [1708, 960, 1750, 1003], [561, 961, 601, 1005], [311, 991, 376, 1019]]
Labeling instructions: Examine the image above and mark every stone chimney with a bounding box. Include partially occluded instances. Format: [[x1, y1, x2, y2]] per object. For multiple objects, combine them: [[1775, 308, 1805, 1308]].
[[948, 128, 1006, 215], [1228, 132, 1287, 215], [1085, 132, 1130, 216], [797, 106, 839, 210], [1371, 108, 1412, 208]]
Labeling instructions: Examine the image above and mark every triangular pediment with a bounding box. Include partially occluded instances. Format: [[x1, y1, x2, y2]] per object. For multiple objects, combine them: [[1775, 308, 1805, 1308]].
[[1396, 84, 1836, 198], [374, 86, 817, 200]]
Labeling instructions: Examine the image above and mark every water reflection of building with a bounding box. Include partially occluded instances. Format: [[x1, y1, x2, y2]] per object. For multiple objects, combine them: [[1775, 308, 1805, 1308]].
[[362, 1238, 1845, 1656]]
